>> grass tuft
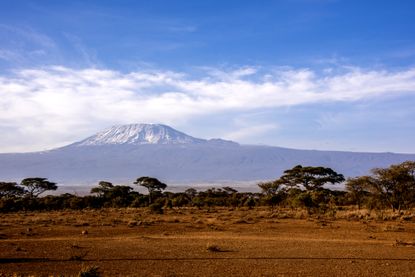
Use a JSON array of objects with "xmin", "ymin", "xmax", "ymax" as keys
[
  {"xmin": 78, "ymin": 264, "xmax": 100, "ymax": 277},
  {"xmin": 206, "ymin": 243, "xmax": 222, "ymax": 252}
]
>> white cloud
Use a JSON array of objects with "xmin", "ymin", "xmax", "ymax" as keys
[
  {"xmin": 223, "ymin": 124, "xmax": 279, "ymax": 142},
  {"xmin": 0, "ymin": 65, "xmax": 415, "ymax": 152}
]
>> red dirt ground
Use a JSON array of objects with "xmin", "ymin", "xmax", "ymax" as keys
[{"xmin": 1, "ymin": 208, "xmax": 415, "ymax": 276}]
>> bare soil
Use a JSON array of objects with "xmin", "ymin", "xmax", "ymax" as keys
[{"xmin": 1, "ymin": 208, "xmax": 415, "ymax": 276}]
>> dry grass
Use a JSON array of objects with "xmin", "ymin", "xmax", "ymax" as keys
[
  {"xmin": 1, "ymin": 207, "xmax": 415, "ymax": 276},
  {"xmin": 78, "ymin": 264, "xmax": 100, "ymax": 277},
  {"xmin": 206, "ymin": 243, "xmax": 222, "ymax": 252}
]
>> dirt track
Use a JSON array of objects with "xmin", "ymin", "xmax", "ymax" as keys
[{"xmin": 1, "ymin": 208, "xmax": 415, "ymax": 276}]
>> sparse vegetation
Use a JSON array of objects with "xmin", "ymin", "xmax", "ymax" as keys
[
  {"xmin": 2, "ymin": 207, "xmax": 415, "ymax": 276},
  {"xmin": 1, "ymin": 162, "xmax": 415, "ymax": 215}
]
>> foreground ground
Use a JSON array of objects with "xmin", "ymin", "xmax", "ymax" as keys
[{"xmin": 1, "ymin": 208, "xmax": 415, "ymax": 276}]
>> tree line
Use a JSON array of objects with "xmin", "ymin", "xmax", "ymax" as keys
[{"xmin": 1, "ymin": 161, "xmax": 414, "ymax": 214}]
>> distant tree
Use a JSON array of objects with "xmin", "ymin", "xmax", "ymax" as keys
[
  {"xmin": 109, "ymin": 185, "xmax": 136, "ymax": 207},
  {"xmin": 221, "ymin": 187, "xmax": 240, "ymax": 207},
  {"xmin": 184, "ymin": 188, "xmax": 197, "ymax": 199},
  {"xmin": 222, "ymin": 186, "xmax": 238, "ymax": 195},
  {"xmin": 345, "ymin": 176, "xmax": 371, "ymax": 210},
  {"xmin": 365, "ymin": 161, "xmax": 415, "ymax": 212},
  {"xmin": 90, "ymin": 181, "xmax": 114, "ymax": 198},
  {"xmin": 148, "ymin": 198, "xmax": 165, "ymax": 214},
  {"xmin": 20, "ymin": 178, "xmax": 57, "ymax": 198},
  {"xmin": 91, "ymin": 181, "xmax": 136, "ymax": 207},
  {"xmin": 0, "ymin": 182, "xmax": 24, "ymax": 198},
  {"xmin": 109, "ymin": 185, "xmax": 134, "ymax": 198},
  {"xmin": 191, "ymin": 196, "xmax": 205, "ymax": 209},
  {"xmin": 258, "ymin": 181, "xmax": 283, "ymax": 195},
  {"xmin": 258, "ymin": 181, "xmax": 286, "ymax": 208},
  {"xmin": 292, "ymin": 191, "xmax": 314, "ymax": 211},
  {"xmin": 171, "ymin": 193, "xmax": 190, "ymax": 207},
  {"xmin": 275, "ymin": 165, "xmax": 345, "ymax": 191},
  {"xmin": 244, "ymin": 197, "xmax": 256, "ymax": 209},
  {"xmin": 134, "ymin": 177, "xmax": 167, "ymax": 204}
]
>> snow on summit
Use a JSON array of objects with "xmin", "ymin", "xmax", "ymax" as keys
[{"xmin": 75, "ymin": 124, "xmax": 204, "ymax": 146}]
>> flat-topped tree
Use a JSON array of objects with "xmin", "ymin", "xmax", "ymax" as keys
[
  {"xmin": 0, "ymin": 182, "xmax": 25, "ymax": 198},
  {"xmin": 90, "ymin": 181, "xmax": 114, "ymax": 198},
  {"xmin": 366, "ymin": 161, "xmax": 415, "ymax": 212},
  {"xmin": 20, "ymin": 177, "xmax": 57, "ymax": 198},
  {"xmin": 277, "ymin": 165, "xmax": 345, "ymax": 191},
  {"xmin": 134, "ymin": 177, "xmax": 167, "ymax": 203}
]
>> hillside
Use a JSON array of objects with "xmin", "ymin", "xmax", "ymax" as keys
[{"xmin": 0, "ymin": 124, "xmax": 414, "ymax": 185}]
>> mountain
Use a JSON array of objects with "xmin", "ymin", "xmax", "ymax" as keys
[
  {"xmin": 0, "ymin": 123, "xmax": 414, "ymax": 187},
  {"xmin": 71, "ymin": 124, "xmax": 237, "ymax": 147},
  {"xmin": 73, "ymin": 124, "xmax": 205, "ymax": 146}
]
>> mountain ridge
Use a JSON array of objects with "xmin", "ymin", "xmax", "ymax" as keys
[{"xmin": 0, "ymin": 123, "xmax": 414, "ymax": 186}]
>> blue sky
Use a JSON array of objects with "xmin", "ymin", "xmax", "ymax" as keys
[{"xmin": 0, "ymin": 0, "xmax": 415, "ymax": 153}]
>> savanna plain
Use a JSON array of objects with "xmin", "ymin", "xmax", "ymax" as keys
[{"xmin": 1, "ymin": 208, "xmax": 415, "ymax": 276}]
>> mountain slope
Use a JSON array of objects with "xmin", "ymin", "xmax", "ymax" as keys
[
  {"xmin": 0, "ymin": 124, "xmax": 414, "ymax": 185},
  {"xmin": 73, "ymin": 124, "xmax": 206, "ymax": 146}
]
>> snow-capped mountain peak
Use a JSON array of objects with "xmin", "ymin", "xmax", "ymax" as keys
[{"xmin": 74, "ymin": 124, "xmax": 206, "ymax": 146}]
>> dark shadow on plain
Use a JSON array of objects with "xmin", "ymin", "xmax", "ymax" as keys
[{"xmin": 0, "ymin": 258, "xmax": 50, "ymax": 263}]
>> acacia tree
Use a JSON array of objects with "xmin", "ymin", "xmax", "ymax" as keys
[
  {"xmin": 276, "ymin": 165, "xmax": 345, "ymax": 191},
  {"xmin": 134, "ymin": 177, "xmax": 167, "ymax": 204},
  {"xmin": 258, "ymin": 180, "xmax": 285, "ymax": 208},
  {"xmin": 184, "ymin": 188, "xmax": 197, "ymax": 199},
  {"xmin": 20, "ymin": 178, "xmax": 57, "ymax": 198},
  {"xmin": 345, "ymin": 176, "xmax": 370, "ymax": 210},
  {"xmin": 365, "ymin": 161, "xmax": 415, "ymax": 212},
  {"xmin": 258, "ymin": 181, "xmax": 283, "ymax": 195},
  {"xmin": 0, "ymin": 182, "xmax": 25, "ymax": 198},
  {"xmin": 91, "ymin": 181, "xmax": 137, "ymax": 207},
  {"xmin": 90, "ymin": 181, "xmax": 114, "ymax": 198}
]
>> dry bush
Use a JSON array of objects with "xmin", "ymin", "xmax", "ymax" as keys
[
  {"xmin": 78, "ymin": 264, "xmax": 100, "ymax": 277},
  {"xmin": 206, "ymin": 243, "xmax": 222, "ymax": 252},
  {"xmin": 207, "ymin": 224, "xmax": 223, "ymax": 231},
  {"xmin": 328, "ymin": 208, "xmax": 371, "ymax": 221},
  {"xmin": 394, "ymin": 240, "xmax": 415, "ymax": 247},
  {"xmin": 69, "ymin": 244, "xmax": 89, "ymax": 261},
  {"xmin": 127, "ymin": 220, "xmax": 143, "ymax": 227}
]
